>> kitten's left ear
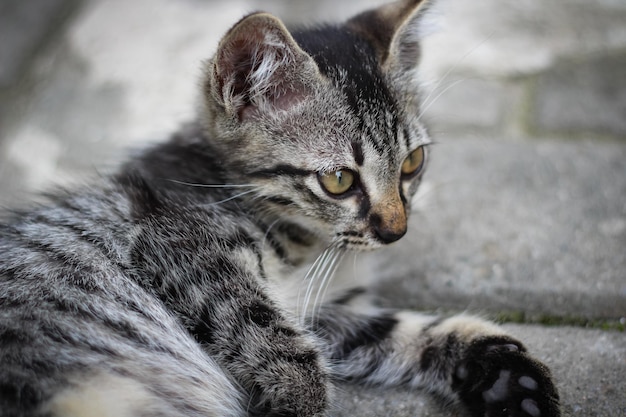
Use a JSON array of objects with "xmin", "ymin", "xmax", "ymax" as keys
[
  {"xmin": 208, "ymin": 12, "xmax": 320, "ymax": 121},
  {"xmin": 347, "ymin": 0, "xmax": 435, "ymax": 73}
]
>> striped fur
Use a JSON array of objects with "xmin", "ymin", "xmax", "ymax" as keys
[{"xmin": 0, "ymin": 1, "xmax": 559, "ymax": 416}]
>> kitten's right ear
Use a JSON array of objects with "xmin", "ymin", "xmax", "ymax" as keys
[
  {"xmin": 347, "ymin": 0, "xmax": 436, "ymax": 73},
  {"xmin": 208, "ymin": 13, "xmax": 319, "ymax": 121}
]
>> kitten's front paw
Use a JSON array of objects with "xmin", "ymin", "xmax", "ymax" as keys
[
  {"xmin": 247, "ymin": 350, "xmax": 329, "ymax": 417},
  {"xmin": 453, "ymin": 336, "xmax": 560, "ymax": 417}
]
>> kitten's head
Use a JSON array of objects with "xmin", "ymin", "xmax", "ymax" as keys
[{"xmin": 202, "ymin": 0, "xmax": 434, "ymax": 251}]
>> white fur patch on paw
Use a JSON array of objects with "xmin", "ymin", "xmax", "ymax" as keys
[
  {"xmin": 521, "ymin": 398, "xmax": 541, "ymax": 417},
  {"xmin": 482, "ymin": 369, "xmax": 511, "ymax": 403},
  {"xmin": 519, "ymin": 375, "xmax": 539, "ymax": 391}
]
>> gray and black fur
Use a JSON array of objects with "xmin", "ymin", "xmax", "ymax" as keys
[{"xmin": 0, "ymin": 1, "xmax": 560, "ymax": 416}]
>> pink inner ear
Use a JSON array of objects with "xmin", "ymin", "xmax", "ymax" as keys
[
  {"xmin": 213, "ymin": 14, "xmax": 317, "ymax": 121},
  {"xmin": 216, "ymin": 38, "xmax": 257, "ymax": 103},
  {"xmin": 239, "ymin": 105, "xmax": 258, "ymax": 121},
  {"xmin": 272, "ymin": 87, "xmax": 308, "ymax": 111},
  {"xmin": 239, "ymin": 83, "xmax": 310, "ymax": 121}
]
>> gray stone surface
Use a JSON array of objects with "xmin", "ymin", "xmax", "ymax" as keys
[
  {"xmin": 419, "ymin": 77, "xmax": 526, "ymax": 134},
  {"xmin": 0, "ymin": 0, "xmax": 625, "ymax": 416},
  {"xmin": 420, "ymin": 0, "xmax": 626, "ymax": 139},
  {"xmin": 370, "ymin": 137, "xmax": 626, "ymax": 320},
  {"xmin": 532, "ymin": 54, "xmax": 626, "ymax": 138}
]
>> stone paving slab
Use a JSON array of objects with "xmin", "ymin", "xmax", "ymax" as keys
[
  {"xmin": 419, "ymin": 0, "xmax": 626, "ymax": 140},
  {"xmin": 420, "ymin": 0, "xmax": 626, "ymax": 78},
  {"xmin": 532, "ymin": 54, "xmax": 626, "ymax": 139},
  {"xmin": 367, "ymin": 136, "xmax": 626, "ymax": 321},
  {"xmin": 333, "ymin": 324, "xmax": 626, "ymax": 417}
]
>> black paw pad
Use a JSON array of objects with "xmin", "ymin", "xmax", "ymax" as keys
[{"xmin": 453, "ymin": 336, "xmax": 560, "ymax": 417}]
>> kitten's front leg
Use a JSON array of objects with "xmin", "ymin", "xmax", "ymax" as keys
[
  {"xmin": 312, "ymin": 297, "xmax": 560, "ymax": 417},
  {"xmin": 189, "ymin": 283, "xmax": 330, "ymax": 417},
  {"xmin": 137, "ymin": 224, "xmax": 329, "ymax": 416}
]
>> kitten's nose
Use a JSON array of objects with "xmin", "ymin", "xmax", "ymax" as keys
[
  {"xmin": 370, "ymin": 203, "xmax": 407, "ymax": 244},
  {"xmin": 373, "ymin": 221, "xmax": 407, "ymax": 244}
]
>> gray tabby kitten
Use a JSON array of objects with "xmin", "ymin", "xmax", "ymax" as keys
[{"xmin": 0, "ymin": 0, "xmax": 561, "ymax": 416}]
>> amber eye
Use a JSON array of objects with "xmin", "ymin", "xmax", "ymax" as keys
[
  {"xmin": 318, "ymin": 169, "xmax": 355, "ymax": 195},
  {"xmin": 401, "ymin": 147, "xmax": 425, "ymax": 177}
]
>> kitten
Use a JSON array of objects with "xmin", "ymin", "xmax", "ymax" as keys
[{"xmin": 0, "ymin": 0, "xmax": 560, "ymax": 416}]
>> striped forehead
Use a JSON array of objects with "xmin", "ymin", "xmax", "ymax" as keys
[
  {"xmin": 355, "ymin": 107, "xmax": 401, "ymax": 161},
  {"xmin": 291, "ymin": 24, "xmax": 429, "ymax": 171},
  {"xmin": 292, "ymin": 25, "xmax": 400, "ymax": 138},
  {"xmin": 352, "ymin": 117, "xmax": 424, "ymax": 166},
  {"xmin": 353, "ymin": 122, "xmax": 427, "ymax": 194}
]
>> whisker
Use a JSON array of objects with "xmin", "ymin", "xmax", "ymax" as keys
[
  {"xmin": 259, "ymin": 218, "xmax": 282, "ymax": 254},
  {"xmin": 310, "ymin": 249, "xmax": 340, "ymax": 323},
  {"xmin": 417, "ymin": 78, "xmax": 467, "ymax": 121},
  {"xmin": 199, "ymin": 189, "xmax": 260, "ymax": 207},
  {"xmin": 164, "ymin": 179, "xmax": 258, "ymax": 189},
  {"xmin": 301, "ymin": 250, "xmax": 331, "ymax": 317},
  {"xmin": 298, "ymin": 245, "xmax": 335, "ymax": 324},
  {"xmin": 298, "ymin": 250, "xmax": 324, "ymax": 323},
  {"xmin": 410, "ymin": 177, "xmax": 458, "ymax": 214},
  {"xmin": 352, "ymin": 251, "xmax": 360, "ymax": 283},
  {"xmin": 312, "ymin": 248, "xmax": 346, "ymax": 325},
  {"xmin": 418, "ymin": 32, "xmax": 495, "ymax": 119},
  {"xmin": 165, "ymin": 178, "xmax": 262, "ymax": 207}
]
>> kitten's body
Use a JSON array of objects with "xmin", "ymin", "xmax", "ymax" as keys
[{"xmin": 0, "ymin": 1, "xmax": 560, "ymax": 416}]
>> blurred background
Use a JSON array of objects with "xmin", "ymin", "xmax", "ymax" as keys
[
  {"xmin": 0, "ymin": 0, "xmax": 625, "ymax": 415},
  {"xmin": 1, "ymin": 0, "xmax": 625, "ymax": 195},
  {"xmin": 1, "ymin": 0, "xmax": 624, "ymax": 201}
]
